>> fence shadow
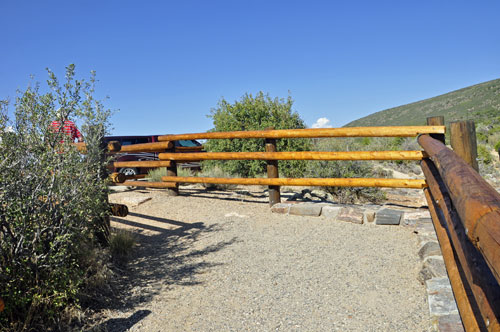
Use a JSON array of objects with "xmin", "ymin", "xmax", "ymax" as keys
[{"xmin": 85, "ymin": 212, "xmax": 239, "ymax": 319}]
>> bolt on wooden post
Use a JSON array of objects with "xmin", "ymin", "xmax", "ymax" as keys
[
  {"xmin": 426, "ymin": 116, "xmax": 445, "ymax": 144},
  {"xmin": 265, "ymin": 138, "xmax": 281, "ymax": 206},
  {"xmin": 450, "ymin": 120, "xmax": 479, "ymax": 172}
]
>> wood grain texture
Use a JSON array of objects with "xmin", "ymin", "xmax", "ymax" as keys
[
  {"xmin": 158, "ymin": 126, "xmax": 446, "ymax": 141},
  {"xmin": 419, "ymin": 134, "xmax": 500, "ymax": 286},
  {"xmin": 159, "ymin": 150, "xmax": 427, "ymax": 161},
  {"xmin": 422, "ymin": 160, "xmax": 500, "ymax": 331},
  {"xmin": 161, "ymin": 176, "xmax": 426, "ymax": 188},
  {"xmin": 112, "ymin": 160, "xmax": 172, "ymax": 168}
]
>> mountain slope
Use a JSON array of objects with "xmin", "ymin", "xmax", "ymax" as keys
[{"xmin": 346, "ymin": 78, "xmax": 500, "ymax": 127}]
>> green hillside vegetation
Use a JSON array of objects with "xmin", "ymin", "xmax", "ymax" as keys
[
  {"xmin": 345, "ymin": 78, "xmax": 500, "ymax": 182},
  {"xmin": 346, "ymin": 78, "xmax": 500, "ymax": 127}
]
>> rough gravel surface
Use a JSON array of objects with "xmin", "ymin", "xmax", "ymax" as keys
[{"xmin": 100, "ymin": 186, "xmax": 429, "ymax": 332}]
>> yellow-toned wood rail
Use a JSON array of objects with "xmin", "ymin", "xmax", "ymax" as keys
[
  {"xmin": 161, "ymin": 176, "xmax": 426, "ymax": 189},
  {"xmin": 112, "ymin": 160, "xmax": 172, "ymax": 168},
  {"xmin": 159, "ymin": 150, "xmax": 426, "ymax": 161},
  {"xmin": 158, "ymin": 126, "xmax": 445, "ymax": 141},
  {"xmin": 118, "ymin": 181, "xmax": 177, "ymax": 188}
]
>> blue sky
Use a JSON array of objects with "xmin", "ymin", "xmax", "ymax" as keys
[{"xmin": 1, "ymin": 1, "xmax": 499, "ymax": 135}]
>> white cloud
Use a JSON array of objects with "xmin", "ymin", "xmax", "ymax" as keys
[{"xmin": 311, "ymin": 117, "xmax": 332, "ymax": 128}]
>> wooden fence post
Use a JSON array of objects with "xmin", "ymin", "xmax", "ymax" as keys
[
  {"xmin": 450, "ymin": 120, "xmax": 479, "ymax": 172},
  {"xmin": 426, "ymin": 116, "xmax": 445, "ymax": 144},
  {"xmin": 265, "ymin": 138, "xmax": 281, "ymax": 206},
  {"xmin": 166, "ymin": 144, "xmax": 179, "ymax": 196}
]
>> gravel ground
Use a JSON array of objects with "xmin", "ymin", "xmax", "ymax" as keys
[{"xmin": 101, "ymin": 187, "xmax": 429, "ymax": 332}]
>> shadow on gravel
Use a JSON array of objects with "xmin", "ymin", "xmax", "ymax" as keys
[
  {"xmin": 94, "ymin": 310, "xmax": 151, "ymax": 332},
  {"xmin": 179, "ymin": 188, "xmax": 269, "ymax": 204},
  {"xmin": 87, "ymin": 214, "xmax": 239, "ymax": 315}
]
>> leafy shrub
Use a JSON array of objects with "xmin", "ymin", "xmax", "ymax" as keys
[
  {"xmin": 109, "ymin": 229, "xmax": 136, "ymax": 264},
  {"xmin": 477, "ymin": 144, "xmax": 493, "ymax": 164},
  {"xmin": 494, "ymin": 140, "xmax": 500, "ymax": 152},
  {"xmin": 306, "ymin": 160, "xmax": 386, "ymax": 204},
  {"xmin": 199, "ymin": 166, "xmax": 239, "ymax": 190},
  {"xmin": 148, "ymin": 167, "xmax": 194, "ymax": 183},
  {"xmin": 204, "ymin": 92, "xmax": 311, "ymax": 178},
  {"xmin": 307, "ymin": 138, "xmax": 386, "ymax": 204},
  {"xmin": 0, "ymin": 65, "xmax": 111, "ymax": 330}
]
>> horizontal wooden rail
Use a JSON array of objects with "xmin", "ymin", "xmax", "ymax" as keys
[
  {"xmin": 418, "ymin": 134, "xmax": 500, "ymax": 285},
  {"xmin": 75, "ymin": 141, "xmax": 121, "ymax": 153},
  {"xmin": 159, "ymin": 150, "xmax": 426, "ymax": 161},
  {"xmin": 162, "ymin": 176, "xmax": 427, "ymax": 189},
  {"xmin": 112, "ymin": 160, "xmax": 172, "ymax": 168},
  {"xmin": 125, "ymin": 174, "xmax": 147, "ymax": 180},
  {"xmin": 118, "ymin": 141, "xmax": 173, "ymax": 153},
  {"xmin": 118, "ymin": 180, "xmax": 177, "ymax": 188},
  {"xmin": 422, "ymin": 159, "xmax": 500, "ymax": 330},
  {"xmin": 158, "ymin": 126, "xmax": 445, "ymax": 141},
  {"xmin": 423, "ymin": 187, "xmax": 481, "ymax": 332}
]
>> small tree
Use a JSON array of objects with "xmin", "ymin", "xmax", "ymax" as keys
[
  {"xmin": 205, "ymin": 92, "xmax": 311, "ymax": 177},
  {"xmin": 0, "ymin": 65, "xmax": 112, "ymax": 330}
]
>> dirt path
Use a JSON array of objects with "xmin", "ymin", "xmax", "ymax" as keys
[{"xmin": 98, "ymin": 187, "xmax": 429, "ymax": 331}]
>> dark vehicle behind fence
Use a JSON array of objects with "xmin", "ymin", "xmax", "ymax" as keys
[{"xmin": 104, "ymin": 135, "xmax": 203, "ymax": 176}]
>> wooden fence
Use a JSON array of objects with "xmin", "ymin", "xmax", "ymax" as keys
[{"xmin": 103, "ymin": 117, "xmax": 500, "ymax": 331}]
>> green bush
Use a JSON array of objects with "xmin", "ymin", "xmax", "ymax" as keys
[
  {"xmin": 109, "ymin": 229, "xmax": 136, "ymax": 265},
  {"xmin": 307, "ymin": 138, "xmax": 386, "ymax": 204},
  {"xmin": 199, "ymin": 166, "xmax": 239, "ymax": 190},
  {"xmin": 0, "ymin": 65, "xmax": 111, "ymax": 330},
  {"xmin": 147, "ymin": 167, "xmax": 194, "ymax": 183},
  {"xmin": 204, "ymin": 92, "xmax": 311, "ymax": 178},
  {"xmin": 494, "ymin": 140, "xmax": 500, "ymax": 152},
  {"xmin": 477, "ymin": 144, "xmax": 493, "ymax": 164}
]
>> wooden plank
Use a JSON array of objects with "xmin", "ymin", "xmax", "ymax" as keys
[
  {"xmin": 427, "ymin": 116, "xmax": 446, "ymax": 144},
  {"xmin": 161, "ymin": 176, "xmax": 426, "ymax": 188},
  {"xmin": 109, "ymin": 172, "xmax": 126, "ymax": 183},
  {"xmin": 423, "ymin": 187, "xmax": 482, "ymax": 332},
  {"xmin": 112, "ymin": 160, "xmax": 172, "ymax": 168},
  {"xmin": 159, "ymin": 150, "xmax": 427, "ymax": 161},
  {"xmin": 110, "ymin": 203, "xmax": 128, "ymax": 217},
  {"xmin": 118, "ymin": 141, "xmax": 173, "ymax": 153},
  {"xmin": 119, "ymin": 181, "xmax": 177, "ymax": 188},
  {"xmin": 158, "ymin": 126, "xmax": 446, "ymax": 141},
  {"xmin": 422, "ymin": 160, "xmax": 500, "ymax": 331},
  {"xmin": 265, "ymin": 138, "xmax": 281, "ymax": 206},
  {"xmin": 74, "ymin": 140, "xmax": 121, "ymax": 153},
  {"xmin": 419, "ymin": 134, "xmax": 500, "ymax": 285},
  {"xmin": 450, "ymin": 120, "xmax": 479, "ymax": 172}
]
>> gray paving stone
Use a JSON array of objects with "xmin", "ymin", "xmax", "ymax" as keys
[
  {"xmin": 375, "ymin": 208, "xmax": 403, "ymax": 225},
  {"xmin": 424, "ymin": 257, "xmax": 447, "ymax": 278},
  {"xmin": 336, "ymin": 207, "xmax": 364, "ymax": 224},
  {"xmin": 289, "ymin": 204, "xmax": 322, "ymax": 216},
  {"xmin": 415, "ymin": 218, "xmax": 436, "ymax": 236},
  {"xmin": 426, "ymin": 277, "xmax": 459, "ymax": 316},
  {"xmin": 270, "ymin": 203, "xmax": 291, "ymax": 214},
  {"xmin": 437, "ymin": 314, "xmax": 465, "ymax": 332},
  {"xmin": 321, "ymin": 206, "xmax": 342, "ymax": 219},
  {"xmin": 419, "ymin": 241, "xmax": 442, "ymax": 260}
]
